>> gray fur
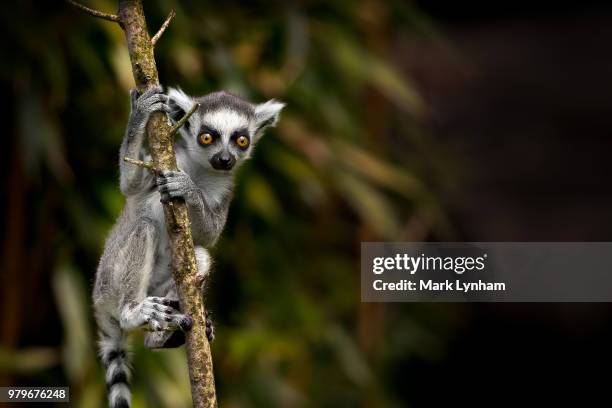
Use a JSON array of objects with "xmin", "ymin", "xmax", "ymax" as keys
[{"xmin": 94, "ymin": 86, "xmax": 283, "ymax": 408}]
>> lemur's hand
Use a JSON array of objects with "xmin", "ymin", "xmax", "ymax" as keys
[
  {"xmin": 129, "ymin": 86, "xmax": 171, "ymax": 124},
  {"xmin": 156, "ymin": 170, "xmax": 197, "ymax": 203}
]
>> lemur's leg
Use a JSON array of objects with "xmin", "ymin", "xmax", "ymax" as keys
[
  {"xmin": 119, "ymin": 86, "xmax": 171, "ymax": 196},
  {"xmin": 117, "ymin": 217, "xmax": 192, "ymax": 333},
  {"xmin": 144, "ymin": 246, "xmax": 214, "ymax": 349}
]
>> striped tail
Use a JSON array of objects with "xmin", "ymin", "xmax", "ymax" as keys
[{"xmin": 99, "ymin": 326, "xmax": 131, "ymax": 408}]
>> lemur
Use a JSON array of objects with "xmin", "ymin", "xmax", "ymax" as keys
[{"xmin": 93, "ymin": 86, "xmax": 284, "ymax": 408}]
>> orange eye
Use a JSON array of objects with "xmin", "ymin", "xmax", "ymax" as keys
[
  {"xmin": 236, "ymin": 136, "xmax": 249, "ymax": 149},
  {"xmin": 198, "ymin": 133, "xmax": 214, "ymax": 146}
]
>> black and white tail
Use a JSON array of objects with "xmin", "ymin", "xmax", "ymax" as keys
[{"xmin": 99, "ymin": 326, "xmax": 131, "ymax": 408}]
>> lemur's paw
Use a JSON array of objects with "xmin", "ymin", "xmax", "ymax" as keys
[
  {"xmin": 130, "ymin": 86, "xmax": 171, "ymax": 118},
  {"xmin": 156, "ymin": 170, "xmax": 195, "ymax": 203},
  {"xmin": 205, "ymin": 311, "xmax": 215, "ymax": 342},
  {"xmin": 140, "ymin": 296, "xmax": 191, "ymax": 332}
]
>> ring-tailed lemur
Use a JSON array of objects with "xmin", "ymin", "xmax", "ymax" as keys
[{"xmin": 93, "ymin": 86, "xmax": 284, "ymax": 408}]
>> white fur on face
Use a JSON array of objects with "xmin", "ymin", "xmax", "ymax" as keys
[{"xmin": 204, "ymin": 109, "xmax": 250, "ymax": 142}]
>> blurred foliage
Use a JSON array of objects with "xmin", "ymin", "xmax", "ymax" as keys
[{"xmin": 0, "ymin": 0, "xmax": 465, "ymax": 407}]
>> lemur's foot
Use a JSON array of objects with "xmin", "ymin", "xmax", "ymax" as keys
[
  {"xmin": 140, "ymin": 296, "xmax": 193, "ymax": 332},
  {"xmin": 144, "ymin": 310, "xmax": 214, "ymax": 349}
]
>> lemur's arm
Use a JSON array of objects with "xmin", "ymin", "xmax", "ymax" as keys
[
  {"xmin": 186, "ymin": 187, "xmax": 231, "ymax": 246},
  {"xmin": 119, "ymin": 86, "xmax": 171, "ymax": 196},
  {"xmin": 156, "ymin": 170, "xmax": 231, "ymax": 246}
]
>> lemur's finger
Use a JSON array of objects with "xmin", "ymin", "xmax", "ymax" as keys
[
  {"xmin": 150, "ymin": 296, "xmax": 172, "ymax": 305},
  {"xmin": 144, "ymin": 308, "xmax": 174, "ymax": 323},
  {"xmin": 143, "ymin": 93, "xmax": 168, "ymax": 105},
  {"xmin": 157, "ymin": 185, "xmax": 169, "ymax": 196},
  {"xmin": 161, "ymin": 298, "xmax": 181, "ymax": 309},
  {"xmin": 140, "ymin": 85, "xmax": 163, "ymax": 99},
  {"xmin": 150, "ymin": 303, "xmax": 177, "ymax": 315},
  {"xmin": 157, "ymin": 172, "xmax": 180, "ymax": 186},
  {"xmin": 147, "ymin": 102, "xmax": 171, "ymax": 114},
  {"xmin": 147, "ymin": 297, "xmax": 181, "ymax": 311},
  {"xmin": 163, "ymin": 181, "xmax": 180, "ymax": 192}
]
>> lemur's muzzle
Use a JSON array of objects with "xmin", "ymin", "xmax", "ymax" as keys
[{"xmin": 210, "ymin": 153, "xmax": 235, "ymax": 171}]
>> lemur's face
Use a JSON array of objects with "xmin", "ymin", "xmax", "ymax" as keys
[{"xmin": 167, "ymin": 88, "xmax": 284, "ymax": 172}]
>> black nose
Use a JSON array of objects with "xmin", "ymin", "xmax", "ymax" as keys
[{"xmin": 210, "ymin": 153, "xmax": 235, "ymax": 170}]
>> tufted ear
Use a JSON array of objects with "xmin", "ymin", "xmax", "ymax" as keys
[
  {"xmin": 254, "ymin": 100, "xmax": 285, "ymax": 139},
  {"xmin": 167, "ymin": 87, "xmax": 196, "ymax": 130}
]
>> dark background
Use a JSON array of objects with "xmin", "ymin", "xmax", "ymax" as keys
[
  {"xmin": 409, "ymin": 1, "xmax": 612, "ymax": 405},
  {"xmin": 1, "ymin": 0, "xmax": 612, "ymax": 406}
]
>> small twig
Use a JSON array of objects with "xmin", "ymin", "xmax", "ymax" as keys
[
  {"xmin": 169, "ymin": 103, "xmax": 199, "ymax": 136},
  {"xmin": 66, "ymin": 0, "xmax": 121, "ymax": 23},
  {"xmin": 124, "ymin": 157, "xmax": 157, "ymax": 172},
  {"xmin": 151, "ymin": 9, "xmax": 176, "ymax": 46}
]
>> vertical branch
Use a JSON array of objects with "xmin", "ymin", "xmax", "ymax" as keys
[
  {"xmin": 70, "ymin": 1, "xmax": 218, "ymax": 406},
  {"xmin": 118, "ymin": 2, "xmax": 217, "ymax": 406}
]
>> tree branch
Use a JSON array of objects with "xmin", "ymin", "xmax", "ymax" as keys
[
  {"xmin": 74, "ymin": 1, "xmax": 218, "ymax": 407},
  {"xmin": 66, "ymin": 0, "xmax": 120, "ymax": 23},
  {"xmin": 151, "ymin": 9, "xmax": 176, "ymax": 46},
  {"xmin": 123, "ymin": 156, "xmax": 157, "ymax": 172},
  {"xmin": 170, "ymin": 103, "xmax": 199, "ymax": 137}
]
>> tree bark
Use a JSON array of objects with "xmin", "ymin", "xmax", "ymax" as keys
[
  {"xmin": 69, "ymin": 1, "xmax": 218, "ymax": 406},
  {"xmin": 118, "ymin": 2, "xmax": 217, "ymax": 406}
]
